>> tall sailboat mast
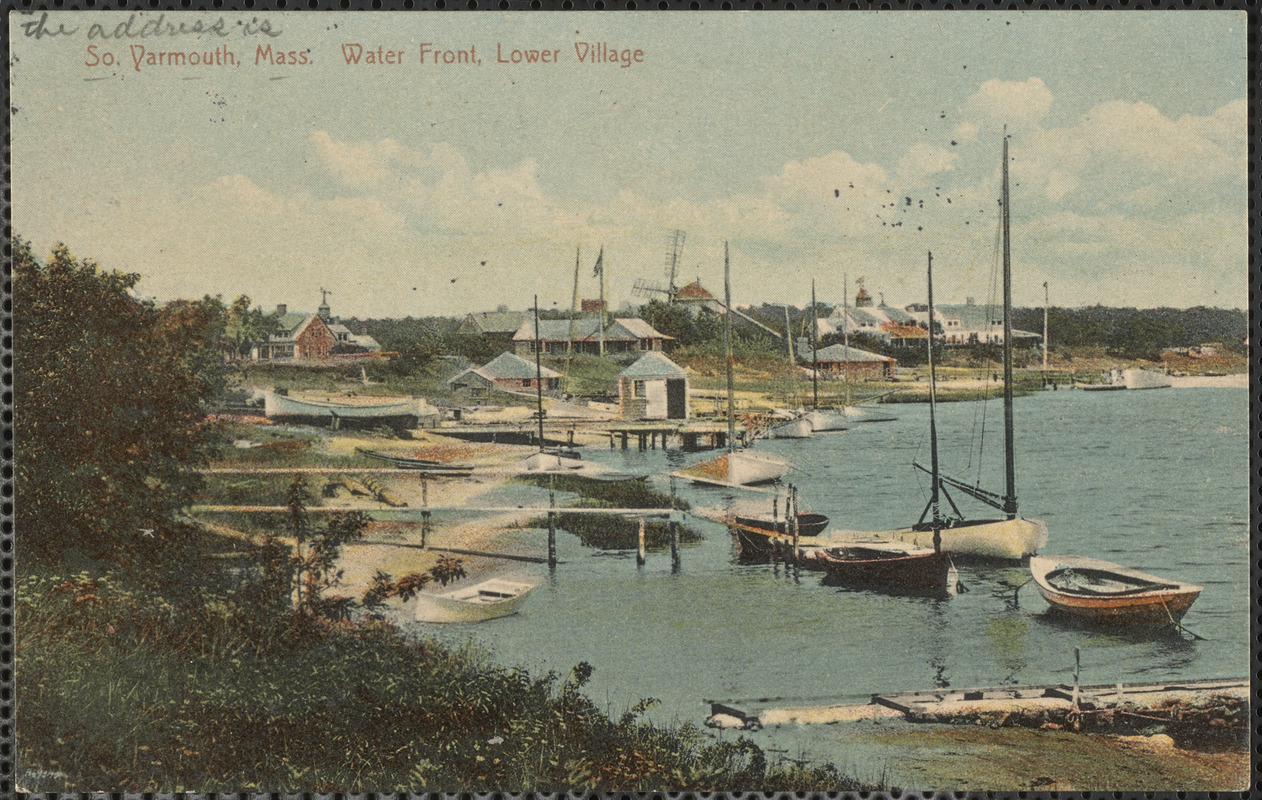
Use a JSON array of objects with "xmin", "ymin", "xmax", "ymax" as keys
[
  {"xmin": 926, "ymin": 252, "xmax": 943, "ymax": 539},
  {"xmin": 533, "ymin": 295, "xmax": 546, "ymax": 452},
  {"xmin": 811, "ymin": 279, "xmax": 819, "ymax": 410},
  {"xmin": 1001, "ymin": 134, "xmax": 1017, "ymax": 519},
  {"xmin": 724, "ymin": 242, "xmax": 736, "ymax": 454}
]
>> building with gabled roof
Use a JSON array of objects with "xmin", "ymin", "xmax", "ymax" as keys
[
  {"xmin": 446, "ymin": 351, "xmax": 561, "ymax": 397},
  {"xmin": 512, "ymin": 317, "xmax": 673, "ymax": 356},
  {"xmin": 618, "ymin": 352, "xmax": 689, "ymax": 420},
  {"xmin": 458, "ymin": 309, "xmax": 532, "ymax": 338},
  {"xmin": 251, "ymin": 300, "xmax": 381, "ymax": 362},
  {"xmin": 812, "ymin": 343, "xmax": 897, "ymax": 380}
]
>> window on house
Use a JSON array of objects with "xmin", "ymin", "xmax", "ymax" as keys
[{"xmin": 633, "ymin": 380, "xmax": 646, "ymax": 398}]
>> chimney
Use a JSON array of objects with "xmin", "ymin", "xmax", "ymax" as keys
[
  {"xmin": 497, "ymin": 304, "xmax": 509, "ymax": 313},
  {"xmin": 276, "ymin": 303, "xmax": 287, "ymax": 315},
  {"xmin": 966, "ymin": 296, "xmax": 975, "ymax": 306}
]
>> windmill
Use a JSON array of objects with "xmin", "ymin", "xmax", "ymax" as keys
[{"xmin": 631, "ymin": 229, "xmax": 687, "ymax": 302}]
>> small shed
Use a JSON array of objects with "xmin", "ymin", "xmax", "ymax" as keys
[
  {"xmin": 618, "ymin": 352, "xmax": 689, "ymax": 420},
  {"xmin": 813, "ymin": 344, "xmax": 897, "ymax": 380}
]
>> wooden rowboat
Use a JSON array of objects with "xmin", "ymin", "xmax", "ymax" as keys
[
  {"xmin": 816, "ymin": 542, "xmax": 953, "ymax": 595},
  {"xmin": 1029, "ymin": 555, "xmax": 1201, "ymax": 625},
  {"xmin": 414, "ymin": 578, "xmax": 537, "ymax": 623}
]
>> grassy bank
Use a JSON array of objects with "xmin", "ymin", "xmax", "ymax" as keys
[
  {"xmin": 16, "ymin": 564, "xmax": 864, "ymax": 792},
  {"xmin": 514, "ymin": 474, "xmax": 702, "ymax": 550}
]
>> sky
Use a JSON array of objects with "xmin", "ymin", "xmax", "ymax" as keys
[{"xmin": 10, "ymin": 10, "xmax": 1248, "ymax": 318}]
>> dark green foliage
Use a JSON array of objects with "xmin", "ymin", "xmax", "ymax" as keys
[
  {"xmin": 14, "ymin": 239, "xmax": 220, "ymax": 567},
  {"xmin": 1009, "ymin": 306, "xmax": 1246, "ymax": 358},
  {"xmin": 17, "ymin": 568, "xmax": 867, "ymax": 791}
]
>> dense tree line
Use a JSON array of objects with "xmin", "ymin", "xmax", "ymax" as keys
[{"xmin": 1010, "ymin": 305, "xmax": 1247, "ymax": 359}]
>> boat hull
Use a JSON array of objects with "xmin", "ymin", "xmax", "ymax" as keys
[
  {"xmin": 733, "ymin": 513, "xmax": 830, "ymax": 538},
  {"xmin": 769, "ymin": 417, "xmax": 813, "ymax": 439},
  {"xmin": 681, "ymin": 451, "xmax": 792, "ymax": 487},
  {"xmin": 414, "ymin": 580, "xmax": 536, "ymax": 623},
  {"xmin": 802, "ymin": 410, "xmax": 848, "ymax": 432},
  {"xmin": 265, "ymin": 391, "xmax": 419, "ymax": 427},
  {"xmin": 1029, "ymin": 556, "xmax": 1201, "ymax": 626},
  {"xmin": 816, "ymin": 545, "xmax": 952, "ymax": 594},
  {"xmin": 846, "ymin": 517, "xmax": 1048, "ymax": 561}
]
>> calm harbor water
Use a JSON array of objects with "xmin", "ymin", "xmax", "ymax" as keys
[{"xmin": 407, "ymin": 387, "xmax": 1249, "ymax": 752}]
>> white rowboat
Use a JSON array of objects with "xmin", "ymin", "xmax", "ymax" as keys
[{"xmin": 414, "ymin": 578, "xmax": 537, "ymax": 623}]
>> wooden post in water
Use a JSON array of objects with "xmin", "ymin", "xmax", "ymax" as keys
[
  {"xmin": 547, "ymin": 486, "xmax": 557, "ymax": 571},
  {"xmin": 420, "ymin": 476, "xmax": 430, "ymax": 549},
  {"xmin": 1071, "ymin": 646, "xmax": 1081, "ymax": 711},
  {"xmin": 669, "ymin": 477, "xmax": 680, "ymax": 570},
  {"xmin": 790, "ymin": 485, "xmax": 801, "ymax": 571},
  {"xmin": 637, "ymin": 517, "xmax": 647, "ymax": 567}
]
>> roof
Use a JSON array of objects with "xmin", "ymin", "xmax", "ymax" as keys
[
  {"xmin": 832, "ymin": 305, "xmax": 917, "ymax": 328},
  {"xmin": 607, "ymin": 318, "xmax": 672, "ymax": 341},
  {"xmin": 512, "ymin": 317, "xmax": 604, "ymax": 342},
  {"xmin": 464, "ymin": 310, "xmax": 531, "ymax": 335},
  {"xmin": 674, "ymin": 281, "xmax": 715, "ymax": 301},
  {"xmin": 479, "ymin": 351, "xmax": 561, "ymax": 379},
  {"xmin": 814, "ymin": 344, "xmax": 896, "ymax": 363},
  {"xmin": 619, "ymin": 352, "xmax": 688, "ymax": 380}
]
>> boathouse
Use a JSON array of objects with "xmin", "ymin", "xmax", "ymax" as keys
[
  {"xmin": 812, "ymin": 343, "xmax": 897, "ymax": 380},
  {"xmin": 446, "ymin": 351, "xmax": 561, "ymax": 397},
  {"xmin": 618, "ymin": 352, "xmax": 689, "ymax": 420}
]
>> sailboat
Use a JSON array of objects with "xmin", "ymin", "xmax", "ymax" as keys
[
  {"xmin": 815, "ymin": 253, "xmax": 953, "ymax": 595},
  {"xmin": 826, "ymin": 273, "xmax": 897, "ymax": 424},
  {"xmin": 802, "ymin": 280, "xmax": 850, "ymax": 432},
  {"xmin": 833, "ymin": 138, "xmax": 1047, "ymax": 560},
  {"xmin": 680, "ymin": 243, "xmax": 792, "ymax": 487},
  {"xmin": 767, "ymin": 303, "xmax": 815, "ymax": 438}
]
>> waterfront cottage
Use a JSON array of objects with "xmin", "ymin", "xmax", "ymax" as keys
[
  {"xmin": 512, "ymin": 317, "xmax": 673, "ymax": 356},
  {"xmin": 812, "ymin": 343, "xmax": 897, "ymax": 380},
  {"xmin": 618, "ymin": 352, "xmax": 689, "ymax": 420}
]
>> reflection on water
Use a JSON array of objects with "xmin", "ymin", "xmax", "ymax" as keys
[{"xmin": 410, "ymin": 388, "xmax": 1247, "ymax": 733}]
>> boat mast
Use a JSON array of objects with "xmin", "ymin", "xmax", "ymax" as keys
[
  {"xmin": 843, "ymin": 272, "xmax": 850, "ymax": 406},
  {"xmin": 533, "ymin": 294, "xmax": 545, "ymax": 452},
  {"xmin": 724, "ymin": 241, "xmax": 736, "ymax": 454},
  {"xmin": 1001, "ymin": 133, "xmax": 1017, "ymax": 519},
  {"xmin": 565, "ymin": 245, "xmax": 581, "ymax": 394},
  {"xmin": 926, "ymin": 252, "xmax": 943, "ymax": 539},
  {"xmin": 1042, "ymin": 280, "xmax": 1050, "ymax": 371},
  {"xmin": 811, "ymin": 279, "xmax": 819, "ymax": 410}
]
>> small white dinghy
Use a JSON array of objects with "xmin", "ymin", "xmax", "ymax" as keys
[{"xmin": 414, "ymin": 578, "xmax": 538, "ymax": 623}]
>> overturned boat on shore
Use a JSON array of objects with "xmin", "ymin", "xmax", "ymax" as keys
[{"xmin": 264, "ymin": 391, "xmax": 419, "ymax": 429}]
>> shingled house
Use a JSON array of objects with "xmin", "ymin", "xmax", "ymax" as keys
[
  {"xmin": 512, "ymin": 317, "xmax": 673, "ymax": 356},
  {"xmin": 618, "ymin": 352, "xmax": 689, "ymax": 420}
]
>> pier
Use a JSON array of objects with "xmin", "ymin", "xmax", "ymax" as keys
[
  {"xmin": 603, "ymin": 423, "xmax": 733, "ymax": 451},
  {"xmin": 705, "ymin": 676, "xmax": 1249, "ymax": 730}
]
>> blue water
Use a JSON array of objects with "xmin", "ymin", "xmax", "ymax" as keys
[{"xmin": 409, "ymin": 388, "xmax": 1249, "ymax": 739}]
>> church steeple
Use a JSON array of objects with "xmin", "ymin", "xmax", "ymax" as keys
[{"xmin": 318, "ymin": 288, "xmax": 332, "ymax": 321}]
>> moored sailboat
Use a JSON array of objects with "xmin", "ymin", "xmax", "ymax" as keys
[
  {"xmin": 679, "ymin": 243, "xmax": 791, "ymax": 487},
  {"xmin": 854, "ymin": 136, "xmax": 1048, "ymax": 561}
]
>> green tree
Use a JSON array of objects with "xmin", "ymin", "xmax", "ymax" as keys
[
  {"xmin": 221, "ymin": 295, "xmax": 278, "ymax": 360},
  {"xmin": 14, "ymin": 239, "xmax": 220, "ymax": 566}
]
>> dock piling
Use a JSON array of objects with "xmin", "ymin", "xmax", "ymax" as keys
[
  {"xmin": 420, "ymin": 477, "xmax": 430, "ymax": 549},
  {"xmin": 637, "ymin": 517, "xmax": 647, "ymax": 566},
  {"xmin": 547, "ymin": 485, "xmax": 557, "ymax": 571},
  {"xmin": 1072, "ymin": 646, "xmax": 1081, "ymax": 710},
  {"xmin": 669, "ymin": 477, "xmax": 680, "ymax": 570}
]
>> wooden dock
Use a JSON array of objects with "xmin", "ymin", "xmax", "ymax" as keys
[
  {"xmin": 603, "ymin": 423, "xmax": 736, "ymax": 452},
  {"xmin": 706, "ymin": 676, "xmax": 1249, "ymax": 729}
]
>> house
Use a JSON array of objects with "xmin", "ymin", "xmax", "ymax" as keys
[
  {"xmin": 457, "ymin": 307, "xmax": 532, "ymax": 348},
  {"xmin": 618, "ymin": 352, "xmax": 689, "ymax": 420},
  {"xmin": 446, "ymin": 351, "xmax": 561, "ymax": 397},
  {"xmin": 812, "ymin": 343, "xmax": 897, "ymax": 380},
  {"xmin": 827, "ymin": 303, "xmax": 927, "ymax": 348},
  {"xmin": 251, "ymin": 298, "xmax": 380, "ymax": 361},
  {"xmin": 512, "ymin": 317, "xmax": 673, "ymax": 356},
  {"xmin": 906, "ymin": 300, "xmax": 1042, "ymax": 347}
]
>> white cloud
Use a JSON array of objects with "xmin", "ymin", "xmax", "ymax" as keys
[{"xmin": 963, "ymin": 78, "xmax": 1054, "ymax": 127}]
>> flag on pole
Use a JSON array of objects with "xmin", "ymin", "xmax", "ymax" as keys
[{"xmin": 592, "ymin": 247, "xmax": 604, "ymax": 278}]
